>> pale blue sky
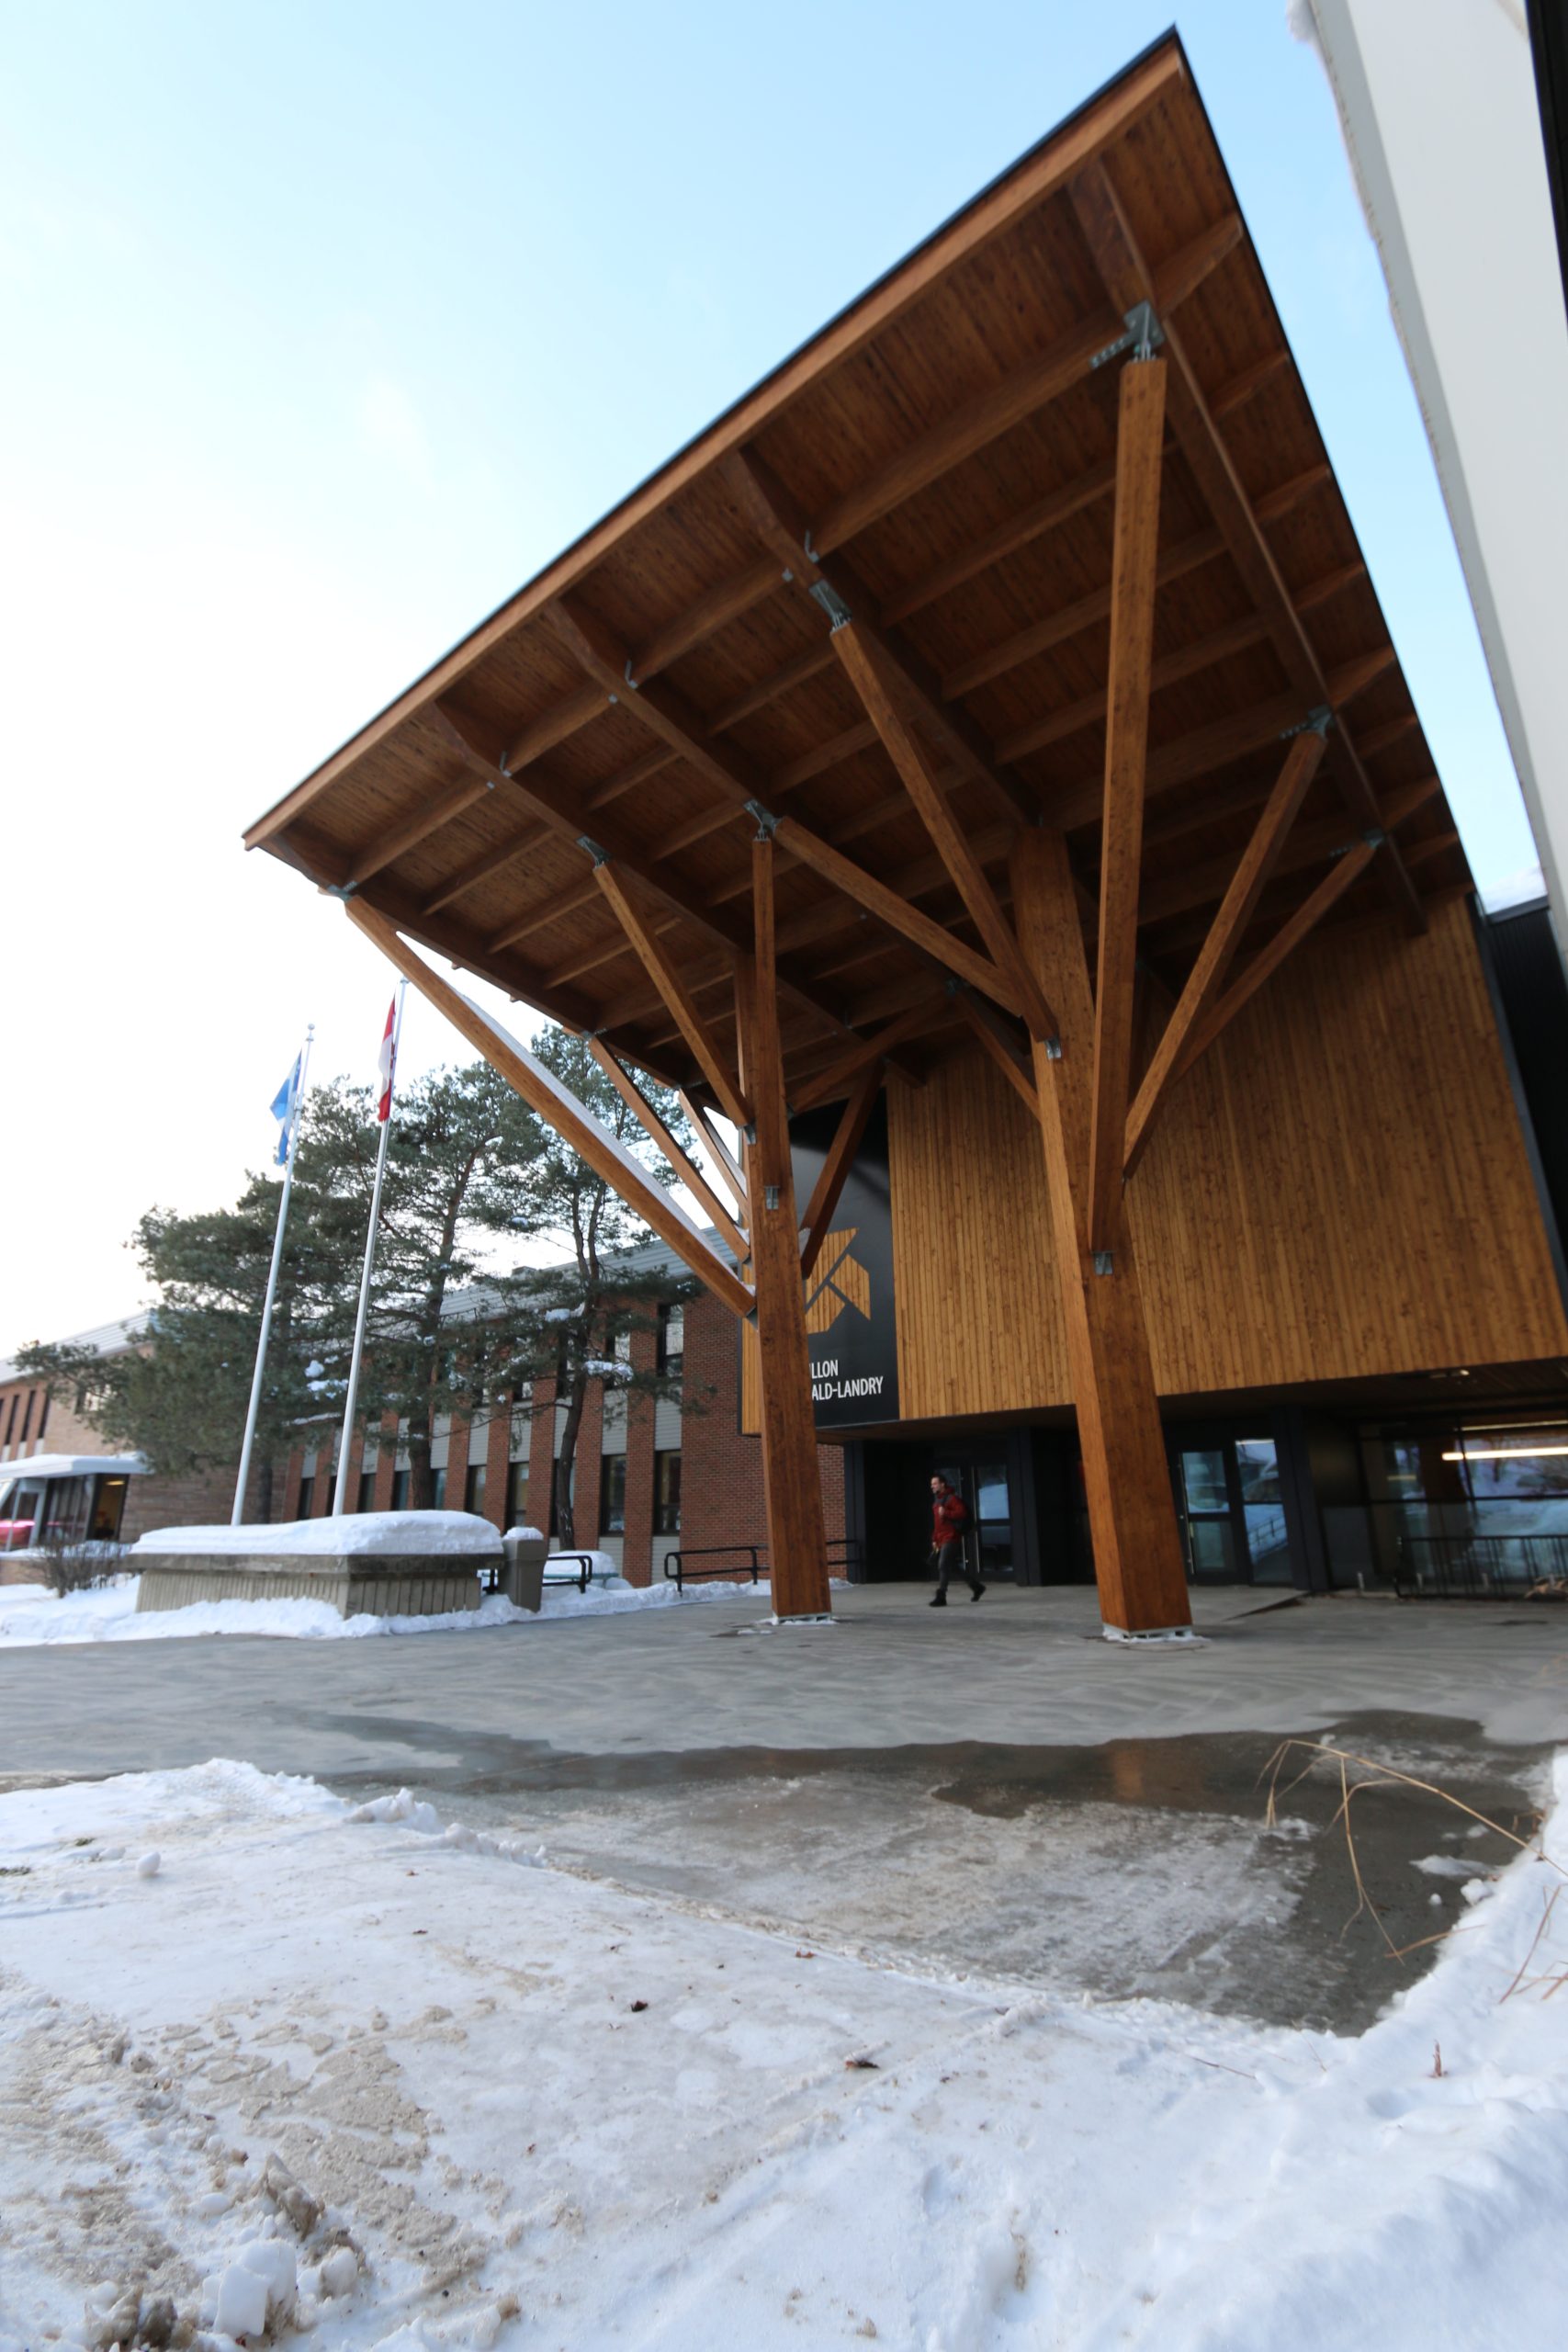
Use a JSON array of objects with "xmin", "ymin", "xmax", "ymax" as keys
[{"xmin": 0, "ymin": 2, "xmax": 1539, "ymax": 1344}]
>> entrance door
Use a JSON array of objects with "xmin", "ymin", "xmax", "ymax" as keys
[
  {"xmin": 925, "ymin": 1454, "xmax": 1018, "ymax": 1580},
  {"xmin": 1173, "ymin": 1436, "xmax": 1292, "ymax": 1585},
  {"xmin": 1176, "ymin": 1448, "xmax": 1237, "ymax": 1580},
  {"xmin": 965, "ymin": 1459, "xmax": 1015, "ymax": 1581}
]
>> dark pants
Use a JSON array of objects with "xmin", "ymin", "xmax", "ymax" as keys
[{"xmin": 934, "ymin": 1538, "xmax": 978, "ymax": 1594}]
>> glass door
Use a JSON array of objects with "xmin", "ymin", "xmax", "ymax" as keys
[
  {"xmin": 965, "ymin": 1459, "xmax": 1015, "ymax": 1580},
  {"xmin": 1235, "ymin": 1439, "xmax": 1292, "ymax": 1583},
  {"xmin": 1174, "ymin": 1436, "xmax": 1295, "ymax": 1585},
  {"xmin": 1176, "ymin": 1448, "xmax": 1237, "ymax": 1580}
]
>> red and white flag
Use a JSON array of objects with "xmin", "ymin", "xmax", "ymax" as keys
[{"xmin": 376, "ymin": 997, "xmax": 397, "ymax": 1123}]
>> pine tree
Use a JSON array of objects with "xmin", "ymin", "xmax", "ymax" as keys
[{"xmin": 16, "ymin": 1034, "xmax": 704, "ymax": 1532}]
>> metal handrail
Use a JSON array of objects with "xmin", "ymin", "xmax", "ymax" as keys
[
  {"xmin": 542, "ymin": 1550, "xmax": 601, "ymax": 1594},
  {"xmin": 1395, "ymin": 1532, "xmax": 1568, "ymax": 1601},
  {"xmin": 662, "ymin": 1544, "xmax": 763, "ymax": 1589},
  {"xmin": 662, "ymin": 1537, "xmax": 865, "ymax": 1590}
]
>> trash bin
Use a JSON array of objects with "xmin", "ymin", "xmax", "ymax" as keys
[{"xmin": 502, "ymin": 1527, "xmax": 547, "ymax": 1612}]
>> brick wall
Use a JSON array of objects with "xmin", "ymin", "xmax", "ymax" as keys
[
  {"xmin": 272, "ymin": 1289, "xmax": 847, "ymax": 1589},
  {"xmin": 680, "ymin": 1295, "xmax": 845, "ymax": 1568},
  {"xmin": 0, "ymin": 1370, "xmax": 279, "ymax": 1544}
]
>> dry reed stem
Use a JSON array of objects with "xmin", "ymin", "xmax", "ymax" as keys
[{"xmin": 1259, "ymin": 1737, "xmax": 1562, "ymax": 1980}]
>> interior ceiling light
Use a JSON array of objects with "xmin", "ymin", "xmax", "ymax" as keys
[{"xmin": 1441, "ymin": 1443, "xmax": 1568, "ymax": 1461}]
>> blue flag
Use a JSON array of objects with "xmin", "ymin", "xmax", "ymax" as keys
[{"xmin": 271, "ymin": 1057, "xmax": 302, "ymax": 1166}]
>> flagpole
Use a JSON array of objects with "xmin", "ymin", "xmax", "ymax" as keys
[
  {"xmin": 332, "ymin": 982, "xmax": 406, "ymax": 1517},
  {"xmin": 232, "ymin": 1025, "xmax": 313, "ymax": 1527}
]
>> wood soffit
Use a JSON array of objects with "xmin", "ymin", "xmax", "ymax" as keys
[{"xmin": 244, "ymin": 32, "xmax": 1471, "ymax": 1107}]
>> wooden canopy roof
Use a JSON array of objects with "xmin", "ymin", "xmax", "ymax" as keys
[{"xmin": 245, "ymin": 32, "xmax": 1467, "ymax": 1113}]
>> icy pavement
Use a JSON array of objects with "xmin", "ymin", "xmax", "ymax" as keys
[
  {"xmin": 2, "ymin": 1755, "xmax": 1567, "ymax": 2351},
  {"xmin": 0, "ymin": 1573, "xmax": 764, "ymax": 1647}
]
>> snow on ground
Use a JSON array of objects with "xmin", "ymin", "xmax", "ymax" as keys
[
  {"xmin": 0, "ymin": 1574, "xmax": 768, "ymax": 1647},
  {"xmin": 1, "ymin": 1757, "xmax": 1565, "ymax": 2351}
]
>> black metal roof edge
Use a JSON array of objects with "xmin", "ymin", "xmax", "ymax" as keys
[{"xmin": 1529, "ymin": 0, "xmax": 1568, "ymax": 328}]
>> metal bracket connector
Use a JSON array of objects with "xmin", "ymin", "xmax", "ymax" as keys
[
  {"xmin": 807, "ymin": 577, "xmax": 853, "ymax": 631},
  {"xmin": 1282, "ymin": 703, "xmax": 1334, "ymax": 741},
  {"xmin": 1043, "ymin": 1036, "xmax": 1064, "ymax": 1061},
  {"xmin": 623, "ymin": 659, "xmax": 639, "ymax": 692},
  {"xmin": 744, "ymin": 798, "xmax": 781, "ymax": 839},
  {"xmin": 764, "ymin": 1183, "xmax": 781, "ymax": 1212},
  {"xmin": 1361, "ymin": 826, "xmax": 1386, "ymax": 849},
  {"xmin": 1093, "ymin": 1250, "xmax": 1115, "ymax": 1277},
  {"xmin": 323, "ymin": 882, "xmax": 359, "ymax": 901},
  {"xmin": 1091, "ymin": 300, "xmax": 1165, "ymax": 369},
  {"xmin": 577, "ymin": 837, "xmax": 610, "ymax": 866}
]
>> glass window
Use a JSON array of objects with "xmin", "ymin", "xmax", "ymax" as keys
[
  {"xmin": 4, "ymin": 1395, "xmax": 17, "ymax": 1442},
  {"xmin": 506, "ymin": 1459, "xmax": 530, "ymax": 1529},
  {"xmin": 653, "ymin": 1450, "xmax": 682, "ymax": 1535},
  {"xmin": 20, "ymin": 1391, "xmax": 34, "ymax": 1442},
  {"xmin": 357, "ymin": 1469, "xmax": 378, "ymax": 1512},
  {"xmin": 975, "ymin": 1464, "xmax": 1009, "ymax": 1521},
  {"xmin": 36, "ymin": 1392, "xmax": 50, "ymax": 1442},
  {"xmin": 657, "ymin": 1304, "xmax": 683, "ymax": 1377},
  {"xmin": 1450, "ymin": 1427, "xmax": 1568, "ymax": 1500},
  {"xmin": 296, "ymin": 1475, "xmax": 315, "ymax": 1519},
  {"xmin": 465, "ymin": 1461, "xmax": 487, "ymax": 1517},
  {"xmin": 91, "ymin": 1476, "xmax": 128, "ymax": 1543},
  {"xmin": 390, "ymin": 1467, "xmax": 410, "ymax": 1511},
  {"xmin": 599, "ymin": 1453, "xmax": 626, "ymax": 1534},
  {"xmin": 1179, "ymin": 1449, "xmax": 1229, "ymax": 1514},
  {"xmin": 431, "ymin": 1466, "xmax": 447, "ymax": 1510}
]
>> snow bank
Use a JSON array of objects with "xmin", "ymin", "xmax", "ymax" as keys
[
  {"xmin": 130, "ymin": 1508, "xmax": 502, "ymax": 1557},
  {"xmin": 0, "ymin": 1570, "xmax": 767, "ymax": 1645},
  {"xmin": 0, "ymin": 1754, "xmax": 1564, "ymax": 2351}
]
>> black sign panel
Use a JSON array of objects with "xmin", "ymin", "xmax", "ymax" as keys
[{"xmin": 790, "ymin": 1095, "xmax": 899, "ymax": 1428}]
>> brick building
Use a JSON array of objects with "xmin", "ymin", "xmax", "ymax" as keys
[
  {"xmin": 280, "ymin": 1243, "xmax": 846, "ymax": 1588},
  {"xmin": 5, "ymin": 1252, "xmax": 846, "ymax": 1590},
  {"xmin": 1, "ymin": 1315, "xmax": 279, "ymax": 1578}
]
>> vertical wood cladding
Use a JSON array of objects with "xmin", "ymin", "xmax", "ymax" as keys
[{"xmin": 889, "ymin": 897, "xmax": 1568, "ymax": 1416}]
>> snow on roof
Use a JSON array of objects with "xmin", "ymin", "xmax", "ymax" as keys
[
  {"xmin": 0, "ymin": 1454, "xmax": 146, "ymax": 1486},
  {"xmin": 0, "ymin": 1312, "xmax": 152, "ymax": 1385}
]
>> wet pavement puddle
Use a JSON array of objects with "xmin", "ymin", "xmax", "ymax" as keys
[{"xmin": 324, "ymin": 1710, "xmax": 1550, "ymax": 2035}]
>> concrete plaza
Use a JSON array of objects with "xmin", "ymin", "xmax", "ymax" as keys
[{"xmin": 4, "ymin": 1584, "xmax": 1563, "ymax": 2030}]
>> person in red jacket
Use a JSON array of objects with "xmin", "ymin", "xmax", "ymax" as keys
[{"xmin": 928, "ymin": 1474, "xmax": 985, "ymax": 1606}]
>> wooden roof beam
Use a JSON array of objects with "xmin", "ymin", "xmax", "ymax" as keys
[
  {"xmin": 804, "ymin": 212, "xmax": 1239, "ymax": 561},
  {"xmin": 545, "ymin": 583, "xmax": 1027, "ymax": 1023},
  {"xmin": 1087, "ymin": 349, "xmax": 1167, "ymax": 1254},
  {"xmin": 723, "ymin": 447, "xmax": 1039, "ymax": 824},
  {"xmin": 1123, "ymin": 724, "xmax": 1327, "ymax": 1178},
  {"xmin": 586, "ymin": 1039, "xmax": 750, "ymax": 1261},
  {"xmin": 1134, "ymin": 775, "xmax": 1439, "ymax": 932},
  {"xmin": 347, "ymin": 900, "xmax": 753, "ymax": 1319},
  {"xmin": 426, "ymin": 699, "xmax": 855, "ymax": 1050},
  {"xmin": 953, "ymin": 989, "xmax": 1040, "ymax": 1119},
  {"xmin": 1170, "ymin": 841, "xmax": 1381, "ymax": 1086},
  {"xmin": 943, "ymin": 523, "xmax": 1222, "ymax": 700},
  {"xmin": 342, "ymin": 773, "xmax": 495, "ymax": 891},
  {"xmin": 1047, "ymin": 648, "xmax": 1395, "ymax": 831},
  {"xmin": 831, "ymin": 618, "xmax": 1056, "ymax": 1037},
  {"xmin": 997, "ymin": 545, "xmax": 1359, "ymax": 764},
  {"xmin": 791, "ymin": 997, "xmax": 945, "ymax": 1114},
  {"xmin": 799, "ymin": 1061, "xmax": 886, "ymax": 1284},
  {"xmin": 1067, "ymin": 158, "xmax": 1426, "ymax": 933},
  {"xmin": 592, "ymin": 862, "xmax": 752, "ymax": 1131}
]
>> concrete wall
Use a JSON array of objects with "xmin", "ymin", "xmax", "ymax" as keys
[{"xmin": 1302, "ymin": 0, "xmax": 1568, "ymax": 919}]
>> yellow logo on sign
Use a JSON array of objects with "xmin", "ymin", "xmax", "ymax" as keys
[{"xmin": 805, "ymin": 1228, "xmax": 872, "ymax": 1333}]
